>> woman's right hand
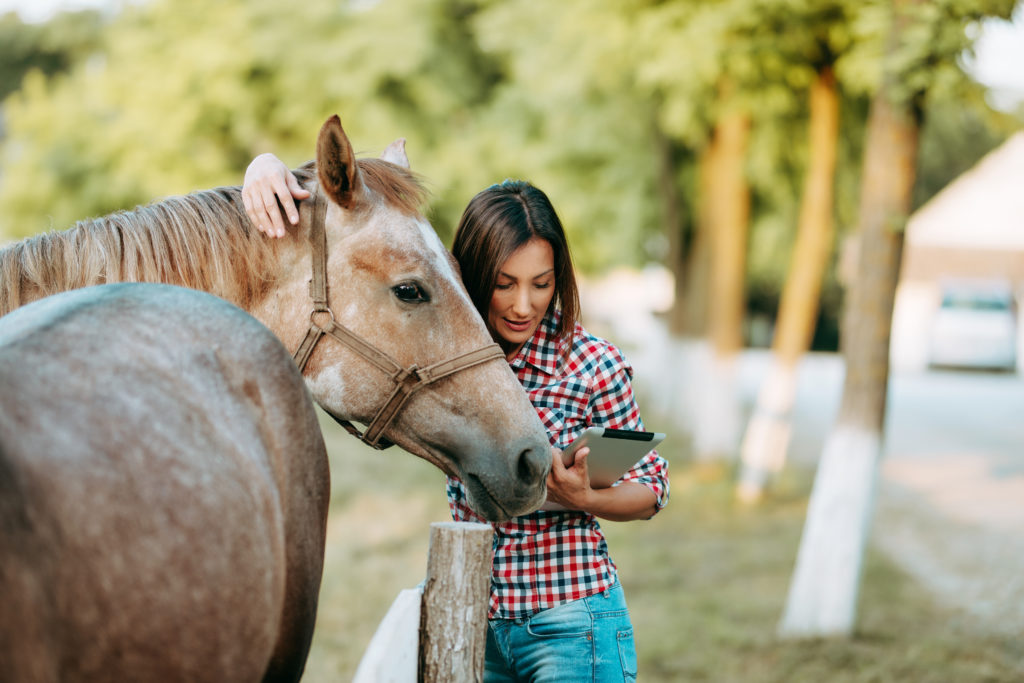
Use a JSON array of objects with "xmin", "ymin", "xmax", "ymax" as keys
[
  {"xmin": 242, "ymin": 153, "xmax": 310, "ymax": 238},
  {"xmin": 545, "ymin": 446, "xmax": 592, "ymax": 511}
]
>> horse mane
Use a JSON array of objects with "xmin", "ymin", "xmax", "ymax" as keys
[{"xmin": 0, "ymin": 158, "xmax": 429, "ymax": 316}]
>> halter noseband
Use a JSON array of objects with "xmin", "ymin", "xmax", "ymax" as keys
[{"xmin": 291, "ymin": 186, "xmax": 505, "ymax": 449}]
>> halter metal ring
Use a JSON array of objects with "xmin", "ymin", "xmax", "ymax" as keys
[{"xmin": 310, "ymin": 307, "xmax": 336, "ymax": 328}]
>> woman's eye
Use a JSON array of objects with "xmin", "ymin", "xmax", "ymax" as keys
[{"xmin": 393, "ymin": 282, "xmax": 430, "ymax": 303}]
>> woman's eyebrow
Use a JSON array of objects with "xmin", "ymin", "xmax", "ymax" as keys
[{"xmin": 496, "ymin": 268, "xmax": 555, "ymax": 281}]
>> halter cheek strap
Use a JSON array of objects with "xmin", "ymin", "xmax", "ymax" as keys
[{"xmin": 292, "ymin": 185, "xmax": 504, "ymax": 449}]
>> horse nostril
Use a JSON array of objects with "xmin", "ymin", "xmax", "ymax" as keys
[{"xmin": 517, "ymin": 447, "xmax": 549, "ymax": 484}]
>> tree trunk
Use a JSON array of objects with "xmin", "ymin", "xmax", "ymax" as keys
[
  {"xmin": 737, "ymin": 65, "xmax": 840, "ymax": 502},
  {"xmin": 692, "ymin": 81, "xmax": 751, "ymax": 461},
  {"xmin": 655, "ymin": 121, "xmax": 698, "ymax": 338},
  {"xmin": 707, "ymin": 96, "xmax": 750, "ymax": 358},
  {"xmin": 779, "ymin": 13, "xmax": 920, "ymax": 636},
  {"xmin": 652, "ymin": 118, "xmax": 705, "ymax": 431}
]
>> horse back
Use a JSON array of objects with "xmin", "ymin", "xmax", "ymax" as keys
[{"xmin": 0, "ymin": 283, "xmax": 329, "ymax": 682}]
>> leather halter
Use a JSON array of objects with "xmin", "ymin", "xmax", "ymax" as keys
[{"xmin": 291, "ymin": 185, "xmax": 505, "ymax": 449}]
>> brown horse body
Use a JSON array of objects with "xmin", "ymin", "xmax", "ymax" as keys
[
  {"xmin": 0, "ymin": 117, "xmax": 551, "ymax": 681},
  {"xmin": 0, "ymin": 284, "xmax": 329, "ymax": 681}
]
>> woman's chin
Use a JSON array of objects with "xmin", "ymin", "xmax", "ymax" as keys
[{"xmin": 497, "ymin": 323, "xmax": 536, "ymax": 346}]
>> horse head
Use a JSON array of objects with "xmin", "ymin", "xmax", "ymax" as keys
[{"xmin": 260, "ymin": 116, "xmax": 550, "ymax": 522}]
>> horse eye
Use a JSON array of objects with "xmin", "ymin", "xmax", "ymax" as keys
[{"xmin": 393, "ymin": 282, "xmax": 430, "ymax": 304}]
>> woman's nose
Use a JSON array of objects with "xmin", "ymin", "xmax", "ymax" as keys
[{"xmin": 512, "ymin": 289, "xmax": 531, "ymax": 316}]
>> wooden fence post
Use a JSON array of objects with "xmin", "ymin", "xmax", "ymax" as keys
[{"xmin": 418, "ymin": 521, "xmax": 493, "ymax": 683}]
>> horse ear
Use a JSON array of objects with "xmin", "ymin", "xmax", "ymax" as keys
[
  {"xmin": 380, "ymin": 138, "xmax": 410, "ymax": 168},
  {"xmin": 316, "ymin": 115, "xmax": 363, "ymax": 209}
]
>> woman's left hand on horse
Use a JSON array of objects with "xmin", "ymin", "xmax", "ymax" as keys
[{"xmin": 242, "ymin": 153, "xmax": 310, "ymax": 238}]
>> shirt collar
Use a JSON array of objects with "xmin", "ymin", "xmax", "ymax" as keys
[{"xmin": 508, "ymin": 310, "xmax": 563, "ymax": 377}]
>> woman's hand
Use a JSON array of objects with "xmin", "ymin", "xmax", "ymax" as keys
[
  {"xmin": 546, "ymin": 445, "xmax": 660, "ymax": 521},
  {"xmin": 545, "ymin": 446, "xmax": 593, "ymax": 511},
  {"xmin": 242, "ymin": 153, "xmax": 310, "ymax": 238}
]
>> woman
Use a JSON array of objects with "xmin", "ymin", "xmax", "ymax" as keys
[{"xmin": 244, "ymin": 156, "xmax": 669, "ymax": 683}]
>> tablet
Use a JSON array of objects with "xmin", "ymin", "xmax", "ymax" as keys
[{"xmin": 562, "ymin": 426, "xmax": 665, "ymax": 489}]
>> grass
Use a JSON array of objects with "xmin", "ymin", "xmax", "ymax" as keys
[{"xmin": 300, "ymin": 413, "xmax": 1023, "ymax": 682}]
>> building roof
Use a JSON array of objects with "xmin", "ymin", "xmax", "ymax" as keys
[{"xmin": 907, "ymin": 131, "xmax": 1024, "ymax": 251}]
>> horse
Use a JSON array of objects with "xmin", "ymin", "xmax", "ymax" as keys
[
  {"xmin": 0, "ymin": 114, "xmax": 550, "ymax": 521},
  {"xmin": 1, "ymin": 283, "xmax": 330, "ymax": 682},
  {"xmin": 0, "ymin": 115, "xmax": 552, "ymax": 681}
]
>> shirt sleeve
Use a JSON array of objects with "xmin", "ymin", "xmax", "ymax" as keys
[
  {"xmin": 588, "ymin": 343, "xmax": 670, "ymax": 511},
  {"xmin": 588, "ymin": 342, "xmax": 643, "ymax": 430},
  {"xmin": 620, "ymin": 450, "xmax": 670, "ymax": 511}
]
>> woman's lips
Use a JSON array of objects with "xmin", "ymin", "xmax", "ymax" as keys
[{"xmin": 503, "ymin": 318, "xmax": 532, "ymax": 332}]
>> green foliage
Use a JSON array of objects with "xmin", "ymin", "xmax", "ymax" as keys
[
  {"xmin": 0, "ymin": 0, "xmax": 1018, "ymax": 292},
  {"xmin": 0, "ymin": 10, "xmax": 104, "ymax": 102},
  {"xmin": 915, "ymin": 80, "xmax": 1021, "ymax": 208},
  {"xmin": 468, "ymin": 0, "xmax": 664, "ymax": 269}
]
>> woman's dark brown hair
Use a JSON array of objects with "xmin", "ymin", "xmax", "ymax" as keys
[{"xmin": 451, "ymin": 180, "xmax": 580, "ymax": 348}]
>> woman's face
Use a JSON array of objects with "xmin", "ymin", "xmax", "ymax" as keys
[{"xmin": 488, "ymin": 237, "xmax": 556, "ymax": 356}]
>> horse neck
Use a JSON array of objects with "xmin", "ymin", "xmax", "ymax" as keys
[{"xmin": 0, "ymin": 189, "xmax": 285, "ymax": 316}]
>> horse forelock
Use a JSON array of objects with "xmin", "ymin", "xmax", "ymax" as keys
[
  {"xmin": 0, "ymin": 187, "xmax": 278, "ymax": 316},
  {"xmin": 357, "ymin": 158, "xmax": 430, "ymax": 215},
  {"xmin": 293, "ymin": 157, "xmax": 429, "ymax": 217}
]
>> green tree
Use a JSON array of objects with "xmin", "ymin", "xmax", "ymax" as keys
[
  {"xmin": 0, "ymin": 0, "xmax": 515, "ymax": 242},
  {"xmin": 0, "ymin": 9, "xmax": 104, "ymax": 104},
  {"xmin": 737, "ymin": 0, "xmax": 852, "ymax": 501}
]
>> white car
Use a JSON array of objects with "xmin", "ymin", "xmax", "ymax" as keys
[{"xmin": 928, "ymin": 281, "xmax": 1018, "ymax": 372}]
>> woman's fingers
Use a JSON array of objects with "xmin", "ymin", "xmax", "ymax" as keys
[
  {"xmin": 243, "ymin": 153, "xmax": 308, "ymax": 238},
  {"xmin": 266, "ymin": 176, "xmax": 294, "ymax": 237}
]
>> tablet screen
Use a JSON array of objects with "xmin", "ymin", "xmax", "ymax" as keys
[{"xmin": 563, "ymin": 426, "xmax": 665, "ymax": 489}]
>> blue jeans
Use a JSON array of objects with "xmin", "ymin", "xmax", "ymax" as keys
[{"xmin": 484, "ymin": 580, "xmax": 638, "ymax": 682}]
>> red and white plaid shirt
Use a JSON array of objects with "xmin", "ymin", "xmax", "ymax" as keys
[{"xmin": 446, "ymin": 311, "xmax": 670, "ymax": 620}]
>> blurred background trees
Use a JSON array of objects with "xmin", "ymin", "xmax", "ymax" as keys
[
  {"xmin": 1, "ymin": 0, "xmax": 1016, "ymax": 377},
  {"xmin": 3, "ymin": 0, "xmax": 1017, "ymax": 255}
]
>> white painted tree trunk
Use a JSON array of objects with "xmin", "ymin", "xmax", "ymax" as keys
[
  {"xmin": 736, "ymin": 65, "xmax": 839, "ymax": 502},
  {"xmin": 779, "ymin": 0, "xmax": 920, "ymax": 637},
  {"xmin": 737, "ymin": 359, "xmax": 799, "ymax": 502},
  {"xmin": 690, "ymin": 346, "xmax": 742, "ymax": 461},
  {"xmin": 778, "ymin": 425, "xmax": 881, "ymax": 636}
]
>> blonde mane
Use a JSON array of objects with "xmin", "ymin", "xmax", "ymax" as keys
[{"xmin": 0, "ymin": 159, "xmax": 429, "ymax": 316}]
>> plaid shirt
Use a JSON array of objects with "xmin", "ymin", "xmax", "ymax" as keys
[{"xmin": 446, "ymin": 311, "xmax": 669, "ymax": 620}]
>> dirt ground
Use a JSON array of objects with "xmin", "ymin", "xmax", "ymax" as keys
[{"xmin": 874, "ymin": 455, "xmax": 1024, "ymax": 638}]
